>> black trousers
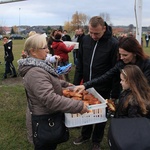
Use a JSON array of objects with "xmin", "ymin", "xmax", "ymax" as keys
[
  {"xmin": 4, "ymin": 61, "xmax": 17, "ymax": 77},
  {"xmin": 81, "ymin": 91, "xmax": 110, "ymax": 144},
  {"xmin": 81, "ymin": 122, "xmax": 106, "ymax": 143},
  {"xmin": 34, "ymin": 143, "xmax": 57, "ymax": 150},
  {"xmin": 146, "ymin": 40, "xmax": 149, "ymax": 47}
]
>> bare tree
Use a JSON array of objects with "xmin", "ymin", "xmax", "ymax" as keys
[
  {"xmin": 99, "ymin": 12, "xmax": 111, "ymax": 25},
  {"xmin": 79, "ymin": 13, "xmax": 88, "ymax": 26}
]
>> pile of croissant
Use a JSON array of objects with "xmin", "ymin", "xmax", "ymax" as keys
[{"xmin": 62, "ymin": 89, "xmax": 101, "ymax": 105}]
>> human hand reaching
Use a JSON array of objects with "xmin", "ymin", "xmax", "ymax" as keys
[
  {"xmin": 80, "ymin": 102, "xmax": 90, "ymax": 114},
  {"xmin": 106, "ymin": 99, "xmax": 116, "ymax": 112},
  {"xmin": 73, "ymin": 85, "xmax": 85, "ymax": 93},
  {"xmin": 54, "ymin": 55, "xmax": 61, "ymax": 61},
  {"xmin": 70, "ymin": 44, "xmax": 76, "ymax": 50}
]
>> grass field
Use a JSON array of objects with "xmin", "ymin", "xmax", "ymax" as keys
[{"xmin": 0, "ymin": 38, "xmax": 150, "ymax": 150}]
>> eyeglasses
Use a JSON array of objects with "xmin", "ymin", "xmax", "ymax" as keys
[
  {"xmin": 121, "ymin": 69, "xmax": 127, "ymax": 76},
  {"xmin": 39, "ymin": 46, "xmax": 48, "ymax": 50}
]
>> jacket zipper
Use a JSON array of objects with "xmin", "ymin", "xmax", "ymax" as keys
[{"xmin": 89, "ymin": 41, "xmax": 98, "ymax": 80}]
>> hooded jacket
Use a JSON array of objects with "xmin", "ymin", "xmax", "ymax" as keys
[
  {"xmin": 52, "ymin": 40, "xmax": 74, "ymax": 62},
  {"xmin": 18, "ymin": 57, "xmax": 83, "ymax": 115},
  {"xmin": 3, "ymin": 40, "xmax": 14, "ymax": 62},
  {"xmin": 74, "ymin": 23, "xmax": 119, "ymax": 98}
]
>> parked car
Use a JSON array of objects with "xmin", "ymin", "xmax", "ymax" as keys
[
  {"xmin": 10, "ymin": 34, "xmax": 25, "ymax": 40},
  {"xmin": 0, "ymin": 34, "xmax": 3, "ymax": 40}
]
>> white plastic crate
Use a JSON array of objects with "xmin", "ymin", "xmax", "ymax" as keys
[{"xmin": 65, "ymin": 88, "xmax": 107, "ymax": 128}]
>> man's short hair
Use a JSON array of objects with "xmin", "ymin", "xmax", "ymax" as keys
[
  {"xmin": 89, "ymin": 16, "xmax": 105, "ymax": 27},
  {"xmin": 3, "ymin": 35, "xmax": 9, "ymax": 39}
]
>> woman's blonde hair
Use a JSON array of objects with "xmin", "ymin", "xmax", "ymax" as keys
[
  {"xmin": 24, "ymin": 34, "xmax": 47, "ymax": 55},
  {"xmin": 28, "ymin": 31, "xmax": 37, "ymax": 37}
]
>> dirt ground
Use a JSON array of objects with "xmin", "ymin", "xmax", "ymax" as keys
[{"xmin": 1, "ymin": 76, "xmax": 23, "ymax": 86}]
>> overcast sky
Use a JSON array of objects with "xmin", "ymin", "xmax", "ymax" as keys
[{"xmin": 0, "ymin": 0, "xmax": 149, "ymax": 27}]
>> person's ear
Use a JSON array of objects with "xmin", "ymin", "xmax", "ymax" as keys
[
  {"xmin": 29, "ymin": 48, "xmax": 37, "ymax": 57},
  {"xmin": 103, "ymin": 26, "xmax": 106, "ymax": 32}
]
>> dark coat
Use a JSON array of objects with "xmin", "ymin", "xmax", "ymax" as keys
[
  {"xmin": 145, "ymin": 34, "xmax": 150, "ymax": 41},
  {"xmin": 77, "ymin": 33, "xmax": 85, "ymax": 47},
  {"xmin": 115, "ymin": 89, "xmax": 150, "ymax": 118},
  {"xmin": 84, "ymin": 58, "xmax": 150, "ymax": 89},
  {"xmin": 75, "ymin": 33, "xmax": 85, "ymax": 59},
  {"xmin": 3, "ymin": 40, "xmax": 14, "ymax": 62},
  {"xmin": 62, "ymin": 34, "xmax": 71, "ymax": 41},
  {"xmin": 73, "ymin": 23, "xmax": 119, "ymax": 98}
]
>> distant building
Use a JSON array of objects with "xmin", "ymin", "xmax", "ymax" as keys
[
  {"xmin": 21, "ymin": 26, "xmax": 45, "ymax": 35},
  {"xmin": 2, "ymin": 26, "xmax": 11, "ymax": 34}
]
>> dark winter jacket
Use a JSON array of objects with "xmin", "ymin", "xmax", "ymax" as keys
[
  {"xmin": 145, "ymin": 34, "xmax": 150, "ymax": 41},
  {"xmin": 84, "ymin": 58, "xmax": 150, "ymax": 89},
  {"xmin": 77, "ymin": 33, "xmax": 85, "ymax": 48},
  {"xmin": 3, "ymin": 40, "xmax": 14, "ymax": 62},
  {"xmin": 75, "ymin": 33, "xmax": 85, "ymax": 59},
  {"xmin": 73, "ymin": 23, "xmax": 119, "ymax": 98},
  {"xmin": 115, "ymin": 89, "xmax": 150, "ymax": 118},
  {"xmin": 62, "ymin": 34, "xmax": 71, "ymax": 41}
]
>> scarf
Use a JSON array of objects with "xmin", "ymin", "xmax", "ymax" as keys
[{"xmin": 17, "ymin": 57, "xmax": 59, "ymax": 77}]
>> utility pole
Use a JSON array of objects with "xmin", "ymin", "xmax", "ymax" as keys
[
  {"xmin": 19, "ymin": 7, "xmax": 21, "ymax": 34},
  {"xmin": 135, "ymin": 0, "xmax": 142, "ymax": 44}
]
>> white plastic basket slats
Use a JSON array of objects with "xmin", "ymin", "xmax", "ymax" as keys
[{"xmin": 65, "ymin": 88, "xmax": 107, "ymax": 128}]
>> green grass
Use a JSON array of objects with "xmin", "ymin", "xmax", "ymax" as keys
[{"xmin": 0, "ymin": 38, "xmax": 150, "ymax": 150}]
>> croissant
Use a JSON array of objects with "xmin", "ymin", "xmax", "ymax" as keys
[
  {"xmin": 83, "ymin": 94, "xmax": 95, "ymax": 100},
  {"xmin": 82, "ymin": 90, "xmax": 89, "ymax": 95},
  {"xmin": 106, "ymin": 99, "xmax": 116, "ymax": 111},
  {"xmin": 71, "ymin": 96, "xmax": 82, "ymax": 100},
  {"xmin": 88, "ymin": 100, "xmax": 100, "ymax": 105},
  {"xmin": 62, "ymin": 89, "xmax": 101, "ymax": 106},
  {"xmin": 69, "ymin": 91, "xmax": 82, "ymax": 98},
  {"xmin": 62, "ymin": 89, "xmax": 70, "ymax": 97}
]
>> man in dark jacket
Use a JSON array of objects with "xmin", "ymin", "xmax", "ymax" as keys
[
  {"xmin": 73, "ymin": 16, "xmax": 119, "ymax": 150},
  {"xmin": 145, "ymin": 33, "xmax": 150, "ymax": 47},
  {"xmin": 3, "ymin": 36, "xmax": 17, "ymax": 79},
  {"xmin": 76, "ymin": 28, "xmax": 85, "ymax": 63},
  {"xmin": 62, "ymin": 30, "xmax": 71, "ymax": 41}
]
